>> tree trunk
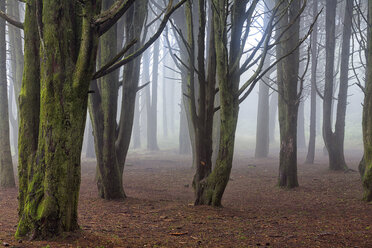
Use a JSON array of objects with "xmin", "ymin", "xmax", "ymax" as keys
[
  {"xmin": 91, "ymin": 0, "xmax": 124, "ymax": 199},
  {"xmin": 363, "ymin": 0, "xmax": 372, "ymax": 202},
  {"xmin": 85, "ymin": 117, "xmax": 96, "ymax": 158},
  {"xmin": 269, "ymin": 91, "xmax": 278, "ymax": 143},
  {"xmin": 0, "ymin": 0, "xmax": 15, "ymax": 188},
  {"xmin": 147, "ymin": 39, "xmax": 160, "ymax": 150},
  {"xmin": 17, "ymin": 0, "xmax": 99, "ymax": 238},
  {"xmin": 323, "ymin": 0, "xmax": 349, "ymax": 171},
  {"xmin": 255, "ymin": 60, "xmax": 271, "ymax": 158},
  {"xmin": 162, "ymin": 52, "xmax": 168, "ymax": 138},
  {"xmin": 305, "ymin": 0, "xmax": 318, "ymax": 164},
  {"xmin": 277, "ymin": 0, "xmax": 300, "ymax": 188},
  {"xmin": 7, "ymin": 0, "xmax": 23, "ymax": 156},
  {"xmin": 297, "ymin": 100, "xmax": 306, "ymax": 149},
  {"xmin": 132, "ymin": 93, "xmax": 141, "ymax": 149},
  {"xmin": 179, "ymin": 104, "xmax": 191, "ymax": 154}
]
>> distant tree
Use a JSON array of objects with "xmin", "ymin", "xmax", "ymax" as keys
[
  {"xmin": 0, "ymin": 0, "xmax": 15, "ymax": 189},
  {"xmin": 147, "ymin": 38, "xmax": 160, "ymax": 151},
  {"xmin": 305, "ymin": 0, "xmax": 319, "ymax": 164},
  {"xmin": 7, "ymin": 0, "xmax": 23, "ymax": 156},
  {"xmin": 255, "ymin": 0, "xmax": 274, "ymax": 159}
]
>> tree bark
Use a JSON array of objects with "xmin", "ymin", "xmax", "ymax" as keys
[
  {"xmin": 277, "ymin": 0, "xmax": 300, "ymax": 188},
  {"xmin": 0, "ymin": 0, "xmax": 15, "ymax": 188},
  {"xmin": 362, "ymin": 0, "xmax": 372, "ymax": 201},
  {"xmin": 17, "ymin": 0, "xmax": 100, "ymax": 238}
]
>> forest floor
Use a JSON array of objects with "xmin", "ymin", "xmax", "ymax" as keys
[{"xmin": 0, "ymin": 150, "xmax": 371, "ymax": 248}]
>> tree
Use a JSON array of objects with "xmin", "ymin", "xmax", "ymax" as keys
[
  {"xmin": 88, "ymin": 0, "xmax": 184, "ymax": 200},
  {"xmin": 255, "ymin": 1, "xmax": 274, "ymax": 159},
  {"xmin": 305, "ymin": 0, "xmax": 318, "ymax": 164},
  {"xmin": 322, "ymin": 0, "xmax": 352, "ymax": 171},
  {"xmin": 7, "ymin": 0, "xmax": 23, "ymax": 156},
  {"xmin": 147, "ymin": 38, "xmax": 160, "ymax": 151},
  {"xmin": 0, "ymin": 0, "xmax": 15, "ymax": 188},
  {"xmin": 194, "ymin": 0, "xmax": 289, "ymax": 205},
  {"xmin": 182, "ymin": 0, "xmax": 216, "ymax": 204},
  {"xmin": 362, "ymin": 0, "xmax": 372, "ymax": 201},
  {"xmin": 276, "ymin": 0, "xmax": 301, "ymax": 188},
  {"xmin": 3, "ymin": 0, "xmax": 184, "ymax": 238}
]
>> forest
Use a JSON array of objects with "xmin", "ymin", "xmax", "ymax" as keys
[{"xmin": 0, "ymin": 0, "xmax": 372, "ymax": 247}]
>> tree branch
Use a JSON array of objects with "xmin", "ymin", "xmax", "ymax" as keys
[
  {"xmin": 0, "ymin": 10, "xmax": 23, "ymax": 29},
  {"xmin": 93, "ymin": 0, "xmax": 186, "ymax": 79},
  {"xmin": 95, "ymin": 0, "xmax": 136, "ymax": 37}
]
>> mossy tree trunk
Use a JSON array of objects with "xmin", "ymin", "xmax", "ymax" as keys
[
  {"xmin": 322, "ymin": 0, "xmax": 350, "ymax": 171},
  {"xmin": 184, "ymin": 0, "xmax": 217, "ymax": 205},
  {"xmin": 0, "ymin": 0, "xmax": 15, "ymax": 188},
  {"xmin": 16, "ymin": 0, "xmax": 101, "ymax": 238},
  {"xmin": 276, "ymin": 0, "xmax": 300, "ymax": 188},
  {"xmin": 362, "ymin": 0, "xmax": 372, "ymax": 202}
]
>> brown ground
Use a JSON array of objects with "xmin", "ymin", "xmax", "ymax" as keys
[{"xmin": 0, "ymin": 151, "xmax": 371, "ymax": 248}]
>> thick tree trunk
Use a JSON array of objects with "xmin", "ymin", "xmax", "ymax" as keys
[
  {"xmin": 187, "ymin": 0, "xmax": 216, "ymax": 205},
  {"xmin": 197, "ymin": 0, "xmax": 243, "ymax": 206},
  {"xmin": 17, "ymin": 0, "xmax": 99, "ymax": 238},
  {"xmin": 363, "ymin": 0, "xmax": 372, "ymax": 202},
  {"xmin": 0, "ymin": 0, "xmax": 15, "ymax": 188},
  {"xmin": 277, "ymin": 0, "xmax": 300, "ymax": 188},
  {"xmin": 305, "ymin": 0, "xmax": 318, "ymax": 164}
]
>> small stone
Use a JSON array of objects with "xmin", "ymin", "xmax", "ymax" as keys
[{"xmin": 3, "ymin": 242, "xmax": 9, "ymax": 247}]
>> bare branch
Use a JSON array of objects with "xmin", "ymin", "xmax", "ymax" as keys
[
  {"xmin": 0, "ymin": 10, "xmax": 23, "ymax": 29},
  {"xmin": 93, "ymin": 0, "xmax": 186, "ymax": 79},
  {"xmin": 95, "ymin": 0, "xmax": 136, "ymax": 36}
]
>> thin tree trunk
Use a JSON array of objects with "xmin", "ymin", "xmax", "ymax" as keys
[
  {"xmin": 7, "ymin": 0, "xmax": 23, "ymax": 156},
  {"xmin": 305, "ymin": 0, "xmax": 318, "ymax": 164},
  {"xmin": 132, "ymin": 93, "xmax": 141, "ymax": 148},
  {"xmin": 0, "ymin": 0, "xmax": 15, "ymax": 188},
  {"xmin": 269, "ymin": 91, "xmax": 278, "ymax": 143},
  {"xmin": 147, "ymin": 39, "xmax": 160, "ymax": 150}
]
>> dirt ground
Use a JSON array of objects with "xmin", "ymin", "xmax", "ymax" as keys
[{"xmin": 0, "ymin": 151, "xmax": 371, "ymax": 247}]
